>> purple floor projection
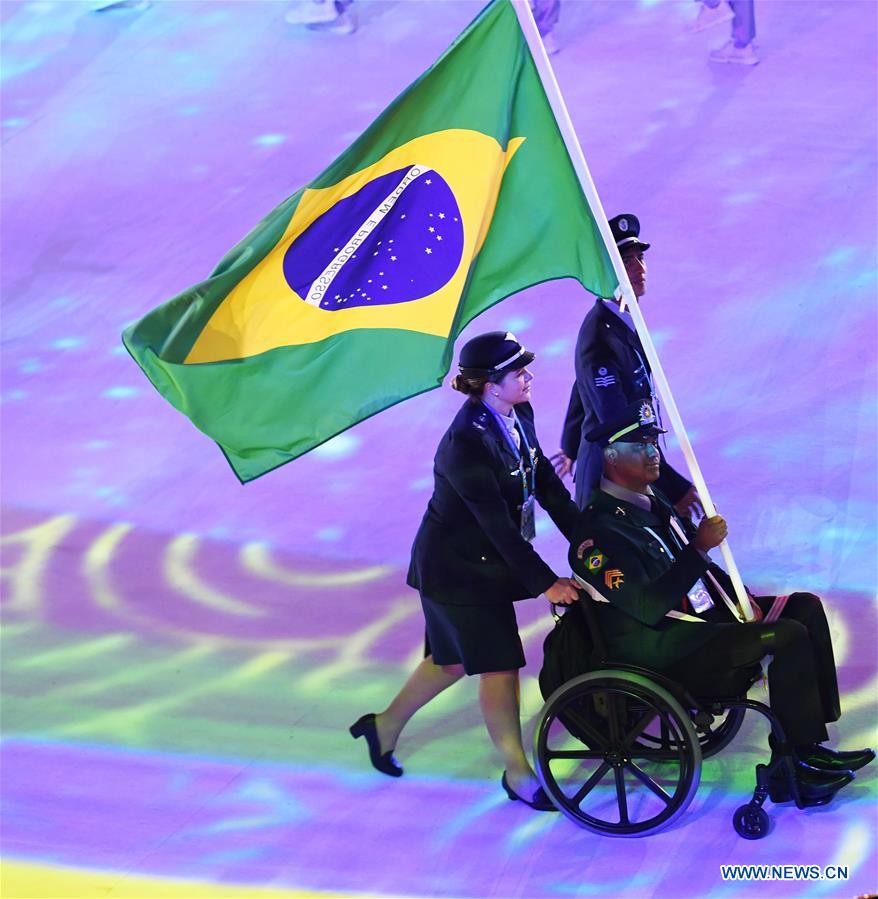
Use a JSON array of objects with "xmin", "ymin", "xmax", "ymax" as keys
[{"xmin": 1, "ymin": 1, "xmax": 876, "ymax": 897}]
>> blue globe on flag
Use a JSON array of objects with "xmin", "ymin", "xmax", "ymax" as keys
[{"xmin": 283, "ymin": 165, "xmax": 465, "ymax": 311}]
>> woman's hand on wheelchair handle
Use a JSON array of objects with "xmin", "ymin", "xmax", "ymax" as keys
[{"xmin": 545, "ymin": 577, "xmax": 581, "ymax": 605}]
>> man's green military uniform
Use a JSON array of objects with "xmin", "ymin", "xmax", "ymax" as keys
[{"xmin": 570, "ymin": 478, "xmax": 841, "ymax": 745}]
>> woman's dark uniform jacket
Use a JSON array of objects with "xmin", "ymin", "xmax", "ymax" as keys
[
  {"xmin": 568, "ymin": 485, "xmax": 841, "ymax": 744},
  {"xmin": 560, "ymin": 299, "xmax": 691, "ymax": 508},
  {"xmin": 407, "ymin": 399, "xmax": 579, "ymax": 606}
]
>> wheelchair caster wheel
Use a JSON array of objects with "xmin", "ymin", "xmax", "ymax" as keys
[{"xmin": 733, "ymin": 803, "xmax": 769, "ymax": 839}]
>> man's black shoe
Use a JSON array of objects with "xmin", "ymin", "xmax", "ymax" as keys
[
  {"xmin": 768, "ymin": 760, "xmax": 854, "ymax": 806},
  {"xmin": 797, "ymin": 743, "xmax": 875, "ymax": 773}
]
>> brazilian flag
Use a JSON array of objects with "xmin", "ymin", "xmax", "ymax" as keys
[{"xmin": 123, "ymin": 0, "xmax": 617, "ymax": 483}]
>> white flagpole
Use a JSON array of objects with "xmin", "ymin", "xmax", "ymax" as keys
[{"xmin": 508, "ymin": 0, "xmax": 754, "ymax": 620}]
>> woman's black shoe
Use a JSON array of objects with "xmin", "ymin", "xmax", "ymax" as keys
[
  {"xmin": 349, "ymin": 713, "xmax": 403, "ymax": 777},
  {"xmin": 767, "ymin": 760, "xmax": 854, "ymax": 806},
  {"xmin": 501, "ymin": 771, "xmax": 558, "ymax": 812},
  {"xmin": 797, "ymin": 743, "xmax": 875, "ymax": 773}
]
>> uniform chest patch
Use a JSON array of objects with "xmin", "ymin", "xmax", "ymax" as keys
[
  {"xmin": 604, "ymin": 569, "xmax": 624, "ymax": 590},
  {"xmin": 575, "ymin": 538, "xmax": 595, "ymax": 560},
  {"xmin": 587, "ymin": 551, "xmax": 606, "ymax": 571}
]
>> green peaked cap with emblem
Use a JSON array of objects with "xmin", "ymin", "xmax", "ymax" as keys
[{"xmin": 585, "ymin": 400, "xmax": 668, "ymax": 447}]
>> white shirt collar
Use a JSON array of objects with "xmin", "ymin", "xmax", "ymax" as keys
[
  {"xmin": 481, "ymin": 402, "xmax": 520, "ymax": 448},
  {"xmin": 599, "ymin": 476, "xmax": 654, "ymax": 512}
]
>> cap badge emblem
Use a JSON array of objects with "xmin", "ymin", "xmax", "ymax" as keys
[{"xmin": 618, "ymin": 218, "xmax": 629, "ymax": 232}]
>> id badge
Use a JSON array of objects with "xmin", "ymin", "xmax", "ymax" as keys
[
  {"xmin": 687, "ymin": 582, "xmax": 715, "ymax": 614},
  {"xmin": 520, "ymin": 495, "xmax": 536, "ymax": 542}
]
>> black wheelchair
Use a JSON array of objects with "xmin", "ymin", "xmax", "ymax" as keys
[{"xmin": 533, "ymin": 597, "xmax": 807, "ymax": 839}]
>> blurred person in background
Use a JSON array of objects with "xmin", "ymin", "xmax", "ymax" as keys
[
  {"xmin": 531, "ymin": 0, "xmax": 561, "ymax": 56},
  {"xmin": 285, "ymin": 0, "xmax": 356, "ymax": 35},
  {"xmin": 689, "ymin": 0, "xmax": 759, "ymax": 66}
]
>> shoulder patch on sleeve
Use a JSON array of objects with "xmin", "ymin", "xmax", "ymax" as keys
[
  {"xmin": 594, "ymin": 367, "xmax": 617, "ymax": 388},
  {"xmin": 575, "ymin": 538, "xmax": 595, "ymax": 559},
  {"xmin": 472, "ymin": 411, "xmax": 488, "ymax": 431},
  {"xmin": 604, "ymin": 569, "xmax": 625, "ymax": 590},
  {"xmin": 586, "ymin": 550, "xmax": 607, "ymax": 572}
]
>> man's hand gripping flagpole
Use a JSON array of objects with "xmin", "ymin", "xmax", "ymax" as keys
[{"xmin": 508, "ymin": 0, "xmax": 755, "ymax": 621}]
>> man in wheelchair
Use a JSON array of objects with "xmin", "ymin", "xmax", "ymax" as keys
[{"xmin": 567, "ymin": 399, "xmax": 874, "ymax": 807}]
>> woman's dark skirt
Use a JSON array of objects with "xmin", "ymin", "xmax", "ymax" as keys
[{"xmin": 420, "ymin": 594, "xmax": 525, "ymax": 675}]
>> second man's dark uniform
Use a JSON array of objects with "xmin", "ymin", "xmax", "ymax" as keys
[
  {"xmin": 561, "ymin": 211, "xmax": 693, "ymax": 509},
  {"xmin": 562, "ymin": 298, "xmax": 692, "ymax": 509}
]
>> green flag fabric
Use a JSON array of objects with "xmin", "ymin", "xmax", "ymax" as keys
[{"xmin": 123, "ymin": 0, "xmax": 617, "ymax": 483}]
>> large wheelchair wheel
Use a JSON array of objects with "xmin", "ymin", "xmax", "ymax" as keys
[{"xmin": 534, "ymin": 670, "xmax": 702, "ymax": 836}]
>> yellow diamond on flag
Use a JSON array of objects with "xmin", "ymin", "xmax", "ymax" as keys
[{"xmin": 186, "ymin": 130, "xmax": 524, "ymax": 364}]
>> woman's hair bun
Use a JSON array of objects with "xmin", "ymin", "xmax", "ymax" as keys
[{"xmin": 451, "ymin": 372, "xmax": 490, "ymax": 397}]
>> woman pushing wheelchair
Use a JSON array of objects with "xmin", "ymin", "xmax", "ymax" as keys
[{"xmin": 351, "ymin": 331, "xmax": 581, "ymax": 810}]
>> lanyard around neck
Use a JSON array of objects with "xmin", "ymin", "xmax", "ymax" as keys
[
  {"xmin": 482, "ymin": 403, "xmax": 535, "ymax": 498},
  {"xmin": 667, "ymin": 517, "xmax": 746, "ymax": 623}
]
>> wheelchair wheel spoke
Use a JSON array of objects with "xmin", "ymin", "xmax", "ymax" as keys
[
  {"xmin": 546, "ymin": 748, "xmax": 605, "ymax": 760},
  {"xmin": 621, "ymin": 708, "xmax": 659, "ymax": 750},
  {"xmin": 614, "ymin": 768, "xmax": 629, "ymax": 825},
  {"xmin": 625, "ymin": 761, "xmax": 672, "ymax": 805},
  {"xmin": 634, "ymin": 711, "xmax": 686, "ymax": 762},
  {"xmin": 627, "ymin": 747, "xmax": 683, "ymax": 762},
  {"xmin": 660, "ymin": 717, "xmax": 670, "ymax": 748},
  {"xmin": 607, "ymin": 693, "xmax": 625, "ymax": 743},
  {"xmin": 564, "ymin": 711, "xmax": 609, "ymax": 752},
  {"xmin": 572, "ymin": 761, "xmax": 611, "ymax": 806}
]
